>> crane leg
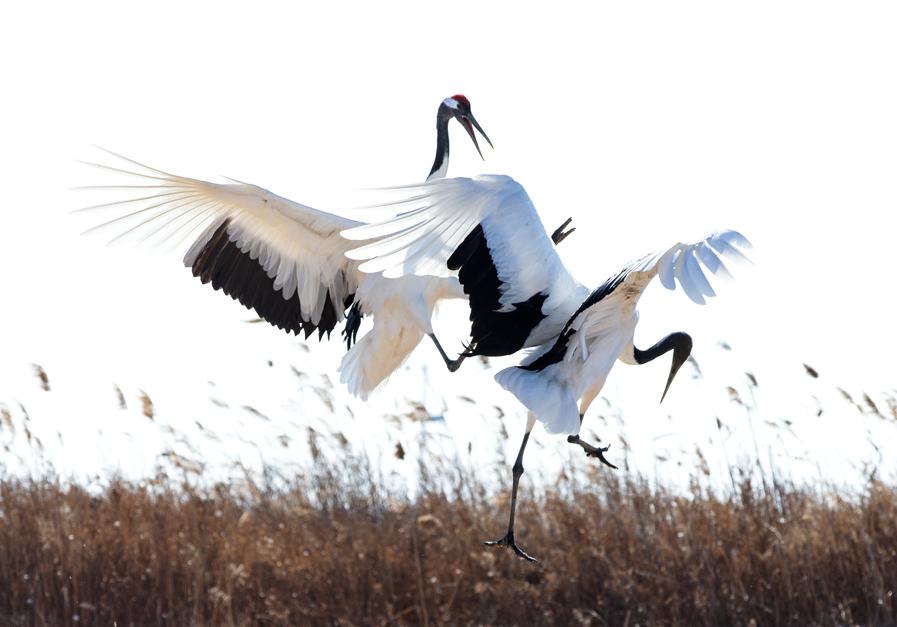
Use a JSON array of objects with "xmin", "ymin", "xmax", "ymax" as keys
[
  {"xmin": 428, "ymin": 333, "xmax": 465, "ymax": 372},
  {"xmin": 484, "ymin": 416, "xmax": 537, "ymax": 562}
]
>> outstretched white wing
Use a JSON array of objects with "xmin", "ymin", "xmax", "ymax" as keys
[
  {"xmin": 78, "ymin": 150, "xmax": 363, "ymax": 336},
  {"xmin": 342, "ymin": 175, "xmax": 587, "ymax": 356},
  {"xmin": 561, "ymin": 230, "xmax": 752, "ymax": 362},
  {"xmin": 632, "ymin": 230, "xmax": 751, "ymax": 305},
  {"xmin": 343, "ymin": 176, "xmax": 577, "ymax": 294}
]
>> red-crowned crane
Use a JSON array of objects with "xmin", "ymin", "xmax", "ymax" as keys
[
  {"xmin": 343, "ymin": 175, "xmax": 751, "ymax": 561},
  {"xmin": 80, "ymin": 97, "xmax": 572, "ymax": 399},
  {"xmin": 79, "ymin": 94, "xmax": 492, "ymax": 398}
]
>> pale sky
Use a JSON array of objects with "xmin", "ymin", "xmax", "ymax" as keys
[{"xmin": 1, "ymin": 1, "xmax": 896, "ymax": 484}]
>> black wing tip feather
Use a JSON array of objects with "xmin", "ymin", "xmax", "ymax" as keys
[
  {"xmin": 520, "ymin": 329, "xmax": 576, "ymax": 372},
  {"xmin": 577, "ymin": 268, "xmax": 631, "ymax": 316},
  {"xmin": 447, "ymin": 225, "xmax": 484, "ymax": 271},
  {"xmin": 544, "ymin": 265, "xmax": 633, "ymax": 342},
  {"xmin": 451, "ymin": 224, "xmax": 548, "ymax": 358},
  {"xmin": 518, "ymin": 266, "xmax": 637, "ymax": 372},
  {"xmin": 189, "ymin": 220, "xmax": 346, "ymax": 341}
]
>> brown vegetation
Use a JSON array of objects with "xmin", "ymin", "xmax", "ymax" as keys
[
  {"xmin": 1, "ymin": 455, "xmax": 896, "ymax": 626},
  {"xmin": 3, "ymin": 360, "xmax": 897, "ymax": 625}
]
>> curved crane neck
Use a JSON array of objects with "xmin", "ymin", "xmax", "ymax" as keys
[
  {"xmin": 633, "ymin": 331, "xmax": 693, "ymax": 403},
  {"xmin": 632, "ymin": 332, "xmax": 693, "ymax": 365},
  {"xmin": 427, "ymin": 105, "xmax": 453, "ymax": 181}
]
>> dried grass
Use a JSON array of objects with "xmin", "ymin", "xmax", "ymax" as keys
[
  {"xmin": 1, "ymin": 456, "xmax": 895, "ymax": 626},
  {"xmin": 3, "ymin": 361, "xmax": 897, "ymax": 625}
]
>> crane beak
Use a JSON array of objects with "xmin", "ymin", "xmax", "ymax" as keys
[
  {"xmin": 660, "ymin": 333, "xmax": 693, "ymax": 403},
  {"xmin": 460, "ymin": 114, "xmax": 493, "ymax": 160}
]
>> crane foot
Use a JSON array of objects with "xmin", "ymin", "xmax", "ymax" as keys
[
  {"xmin": 484, "ymin": 531, "xmax": 538, "ymax": 562},
  {"xmin": 341, "ymin": 302, "xmax": 363, "ymax": 350},
  {"xmin": 550, "ymin": 217, "xmax": 576, "ymax": 245},
  {"xmin": 567, "ymin": 435, "xmax": 618, "ymax": 470}
]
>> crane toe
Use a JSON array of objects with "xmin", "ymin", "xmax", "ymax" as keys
[
  {"xmin": 567, "ymin": 435, "xmax": 619, "ymax": 470},
  {"xmin": 484, "ymin": 531, "xmax": 538, "ymax": 563},
  {"xmin": 550, "ymin": 217, "xmax": 576, "ymax": 246}
]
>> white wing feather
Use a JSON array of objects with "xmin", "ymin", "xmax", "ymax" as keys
[
  {"xmin": 343, "ymin": 175, "xmax": 583, "ymax": 313},
  {"xmin": 641, "ymin": 230, "xmax": 750, "ymax": 303},
  {"xmin": 570, "ymin": 229, "xmax": 752, "ymax": 351},
  {"xmin": 343, "ymin": 176, "xmax": 511, "ymax": 276},
  {"xmin": 78, "ymin": 150, "xmax": 363, "ymax": 324}
]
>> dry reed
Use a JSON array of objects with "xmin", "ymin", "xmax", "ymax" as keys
[
  {"xmin": 1, "ymin": 454, "xmax": 896, "ymax": 626},
  {"xmin": 2, "ymin": 361, "xmax": 897, "ymax": 625}
]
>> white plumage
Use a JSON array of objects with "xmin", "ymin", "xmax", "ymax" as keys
[
  {"xmin": 346, "ymin": 173, "xmax": 751, "ymax": 562},
  {"xmin": 79, "ymin": 152, "xmax": 462, "ymax": 399},
  {"xmin": 78, "ymin": 96, "xmax": 500, "ymax": 398},
  {"xmin": 344, "ymin": 175, "xmax": 589, "ymax": 352},
  {"xmin": 346, "ymin": 176, "xmax": 751, "ymax": 427},
  {"xmin": 496, "ymin": 231, "xmax": 752, "ymax": 435}
]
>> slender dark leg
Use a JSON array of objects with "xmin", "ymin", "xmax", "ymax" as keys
[
  {"xmin": 428, "ymin": 333, "xmax": 465, "ymax": 372},
  {"xmin": 484, "ymin": 429, "xmax": 537, "ymax": 562}
]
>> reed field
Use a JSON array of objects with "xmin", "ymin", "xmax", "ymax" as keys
[{"xmin": 1, "ymin": 361, "xmax": 897, "ymax": 626}]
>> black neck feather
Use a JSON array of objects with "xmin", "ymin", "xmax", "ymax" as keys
[
  {"xmin": 427, "ymin": 105, "xmax": 452, "ymax": 180},
  {"xmin": 633, "ymin": 332, "xmax": 693, "ymax": 364}
]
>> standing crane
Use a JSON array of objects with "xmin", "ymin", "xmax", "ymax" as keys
[
  {"xmin": 343, "ymin": 175, "xmax": 751, "ymax": 561},
  {"xmin": 80, "ymin": 97, "xmax": 572, "ymax": 399}
]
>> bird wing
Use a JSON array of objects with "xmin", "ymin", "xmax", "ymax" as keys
[
  {"xmin": 495, "ymin": 230, "xmax": 751, "ymax": 434},
  {"xmin": 342, "ymin": 175, "xmax": 585, "ymax": 356},
  {"xmin": 78, "ymin": 150, "xmax": 363, "ymax": 338},
  {"xmin": 529, "ymin": 230, "xmax": 753, "ymax": 369}
]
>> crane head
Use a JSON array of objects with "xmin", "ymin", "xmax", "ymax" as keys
[{"xmin": 444, "ymin": 94, "xmax": 493, "ymax": 160}]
